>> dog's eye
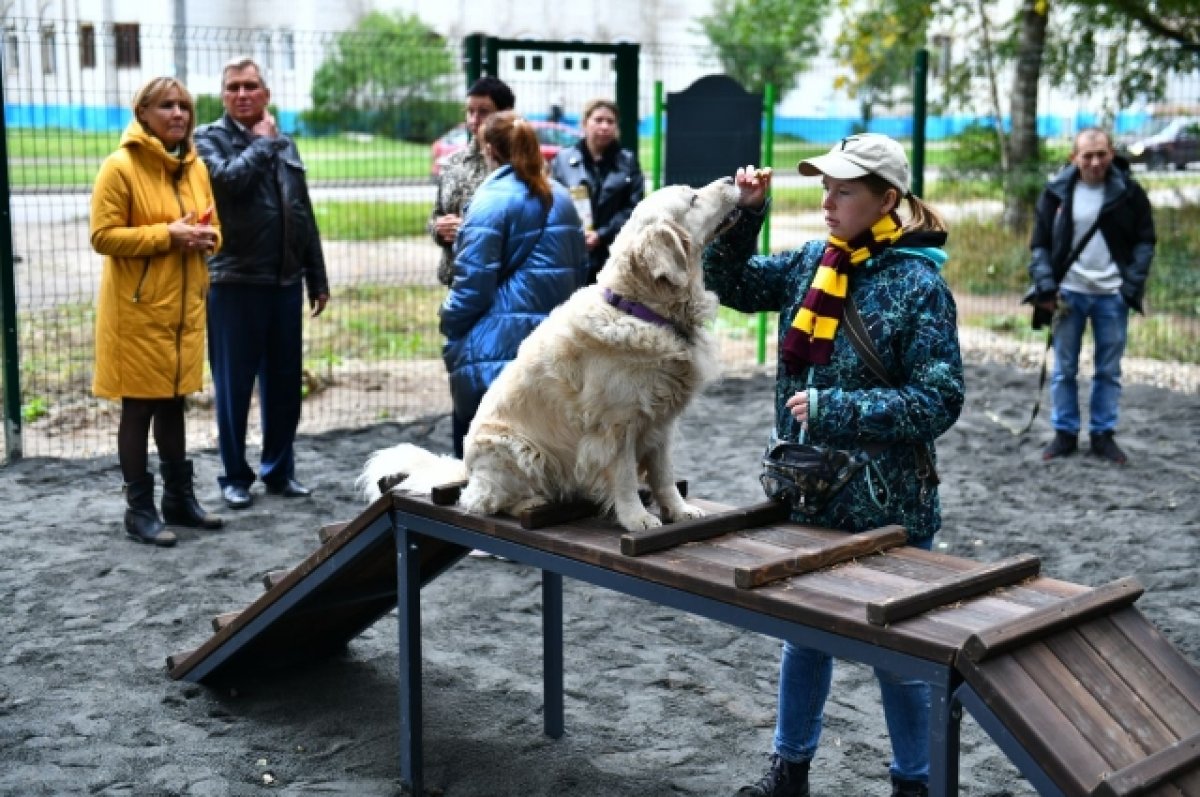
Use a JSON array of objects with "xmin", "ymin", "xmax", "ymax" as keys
[{"xmin": 689, "ymin": 194, "xmax": 698, "ymax": 207}]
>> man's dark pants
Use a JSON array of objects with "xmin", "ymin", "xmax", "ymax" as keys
[{"xmin": 208, "ymin": 281, "xmax": 304, "ymax": 490}]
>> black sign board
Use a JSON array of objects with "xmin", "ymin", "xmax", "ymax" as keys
[{"xmin": 665, "ymin": 75, "xmax": 762, "ymax": 187}]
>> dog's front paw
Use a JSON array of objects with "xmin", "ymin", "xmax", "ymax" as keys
[
  {"xmin": 617, "ymin": 508, "xmax": 663, "ymax": 532},
  {"xmin": 663, "ymin": 501, "xmax": 705, "ymax": 523}
]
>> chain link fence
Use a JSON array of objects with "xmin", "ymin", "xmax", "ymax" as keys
[{"xmin": 2, "ymin": 20, "xmax": 1197, "ymax": 460}]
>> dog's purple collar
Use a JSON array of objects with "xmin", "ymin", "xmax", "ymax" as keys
[{"xmin": 603, "ymin": 288, "xmax": 687, "ymax": 339}]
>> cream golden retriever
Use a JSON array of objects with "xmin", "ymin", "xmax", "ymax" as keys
[{"xmin": 358, "ymin": 176, "xmax": 742, "ymax": 531}]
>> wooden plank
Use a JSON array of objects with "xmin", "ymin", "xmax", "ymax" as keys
[
  {"xmin": 318, "ymin": 521, "xmax": 349, "ymax": 544},
  {"xmin": 962, "ymin": 577, "xmax": 1144, "ymax": 663},
  {"xmin": 1109, "ymin": 610, "xmax": 1200, "ymax": 714},
  {"xmin": 1042, "ymin": 627, "xmax": 1171, "ymax": 764},
  {"xmin": 734, "ymin": 526, "xmax": 908, "ymax": 589},
  {"xmin": 960, "ymin": 645, "xmax": 1104, "ymax": 797},
  {"xmin": 620, "ymin": 500, "xmax": 791, "ymax": 556},
  {"xmin": 211, "ymin": 611, "xmax": 240, "ymax": 632},
  {"xmin": 1090, "ymin": 732, "xmax": 1200, "ymax": 797},
  {"xmin": 865, "ymin": 553, "xmax": 1041, "ymax": 626}
]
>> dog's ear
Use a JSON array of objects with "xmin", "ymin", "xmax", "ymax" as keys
[{"xmin": 635, "ymin": 219, "xmax": 693, "ymax": 287}]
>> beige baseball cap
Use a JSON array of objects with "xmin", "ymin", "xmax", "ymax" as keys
[{"xmin": 798, "ymin": 133, "xmax": 911, "ymax": 195}]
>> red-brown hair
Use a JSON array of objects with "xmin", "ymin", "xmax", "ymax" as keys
[{"xmin": 482, "ymin": 111, "xmax": 552, "ymax": 208}]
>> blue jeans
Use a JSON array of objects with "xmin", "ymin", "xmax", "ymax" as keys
[
  {"xmin": 1050, "ymin": 289, "xmax": 1129, "ymax": 436},
  {"xmin": 773, "ymin": 537, "xmax": 933, "ymax": 783}
]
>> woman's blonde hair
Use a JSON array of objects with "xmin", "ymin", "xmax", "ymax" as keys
[
  {"xmin": 483, "ymin": 111, "xmax": 552, "ymax": 208},
  {"xmin": 132, "ymin": 76, "xmax": 196, "ymax": 149},
  {"xmin": 860, "ymin": 173, "xmax": 947, "ymax": 234}
]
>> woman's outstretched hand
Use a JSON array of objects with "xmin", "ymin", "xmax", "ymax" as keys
[{"xmin": 735, "ymin": 165, "xmax": 772, "ymax": 210}]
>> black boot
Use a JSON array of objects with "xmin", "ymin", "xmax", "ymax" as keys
[
  {"xmin": 891, "ymin": 777, "xmax": 929, "ymax": 797},
  {"xmin": 735, "ymin": 754, "xmax": 810, "ymax": 797},
  {"xmin": 161, "ymin": 460, "xmax": 224, "ymax": 529},
  {"xmin": 124, "ymin": 473, "xmax": 176, "ymax": 547}
]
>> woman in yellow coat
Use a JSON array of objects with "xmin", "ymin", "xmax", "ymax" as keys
[{"xmin": 91, "ymin": 76, "xmax": 224, "ymax": 547}]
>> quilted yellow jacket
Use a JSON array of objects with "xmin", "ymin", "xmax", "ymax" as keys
[{"xmin": 90, "ymin": 122, "xmax": 221, "ymax": 400}]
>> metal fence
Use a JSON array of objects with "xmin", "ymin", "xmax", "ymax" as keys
[{"xmin": 1, "ymin": 20, "xmax": 1197, "ymax": 461}]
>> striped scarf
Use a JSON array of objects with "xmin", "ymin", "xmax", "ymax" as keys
[{"xmin": 781, "ymin": 212, "xmax": 905, "ymax": 373}]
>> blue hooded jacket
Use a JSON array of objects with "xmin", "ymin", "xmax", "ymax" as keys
[{"xmin": 440, "ymin": 164, "xmax": 589, "ymax": 421}]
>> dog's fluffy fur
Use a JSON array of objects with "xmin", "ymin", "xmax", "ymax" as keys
[{"xmin": 358, "ymin": 176, "xmax": 742, "ymax": 531}]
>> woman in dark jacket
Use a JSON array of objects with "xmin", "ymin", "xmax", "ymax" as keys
[
  {"xmin": 441, "ymin": 111, "xmax": 589, "ymax": 457},
  {"xmin": 549, "ymin": 98, "xmax": 644, "ymax": 282}
]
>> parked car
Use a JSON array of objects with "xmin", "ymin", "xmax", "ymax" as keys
[
  {"xmin": 1120, "ymin": 117, "xmax": 1200, "ymax": 171},
  {"xmin": 430, "ymin": 120, "xmax": 582, "ymax": 176}
]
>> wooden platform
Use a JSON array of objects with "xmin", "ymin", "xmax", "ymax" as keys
[{"xmin": 167, "ymin": 490, "xmax": 1200, "ymax": 796}]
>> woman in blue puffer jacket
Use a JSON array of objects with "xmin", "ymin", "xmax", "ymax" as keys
[{"xmin": 440, "ymin": 111, "xmax": 589, "ymax": 457}]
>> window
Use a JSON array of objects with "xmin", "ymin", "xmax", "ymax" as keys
[
  {"xmin": 40, "ymin": 25, "xmax": 55, "ymax": 75},
  {"xmin": 113, "ymin": 23, "xmax": 140, "ymax": 68},
  {"xmin": 4, "ymin": 27, "xmax": 19, "ymax": 75},
  {"xmin": 256, "ymin": 30, "xmax": 272, "ymax": 71},
  {"xmin": 79, "ymin": 24, "xmax": 95, "ymax": 69},
  {"xmin": 281, "ymin": 30, "xmax": 295, "ymax": 71},
  {"xmin": 581, "ymin": 57, "xmax": 590, "ymax": 71},
  {"xmin": 515, "ymin": 54, "xmax": 526, "ymax": 71},
  {"xmin": 531, "ymin": 55, "xmax": 543, "ymax": 71},
  {"xmin": 563, "ymin": 56, "xmax": 573, "ymax": 71}
]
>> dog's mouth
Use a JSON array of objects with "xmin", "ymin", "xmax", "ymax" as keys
[{"xmin": 708, "ymin": 207, "xmax": 742, "ymax": 242}]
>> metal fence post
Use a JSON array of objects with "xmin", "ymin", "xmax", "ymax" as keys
[
  {"xmin": 0, "ymin": 69, "xmax": 22, "ymax": 463},
  {"xmin": 614, "ymin": 43, "xmax": 640, "ymax": 152},
  {"xmin": 463, "ymin": 33, "xmax": 483, "ymax": 88},
  {"xmin": 912, "ymin": 48, "xmax": 929, "ymax": 198},
  {"xmin": 757, "ymin": 83, "xmax": 776, "ymax": 366}
]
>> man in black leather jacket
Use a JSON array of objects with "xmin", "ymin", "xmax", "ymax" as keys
[
  {"xmin": 1027, "ymin": 127, "xmax": 1155, "ymax": 464},
  {"xmin": 194, "ymin": 57, "xmax": 330, "ymax": 510}
]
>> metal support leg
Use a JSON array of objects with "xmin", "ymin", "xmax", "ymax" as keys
[
  {"xmin": 927, "ymin": 673, "xmax": 962, "ymax": 797},
  {"xmin": 542, "ymin": 570, "xmax": 564, "ymax": 738},
  {"xmin": 397, "ymin": 526, "xmax": 423, "ymax": 795}
]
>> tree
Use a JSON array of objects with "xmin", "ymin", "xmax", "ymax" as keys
[
  {"xmin": 833, "ymin": 0, "xmax": 933, "ymax": 129},
  {"xmin": 308, "ymin": 12, "xmax": 459, "ymax": 140},
  {"xmin": 834, "ymin": 0, "xmax": 1200, "ymax": 230},
  {"xmin": 696, "ymin": 0, "xmax": 829, "ymax": 97}
]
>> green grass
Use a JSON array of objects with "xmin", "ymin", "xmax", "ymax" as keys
[{"xmin": 312, "ymin": 200, "xmax": 429, "ymax": 239}]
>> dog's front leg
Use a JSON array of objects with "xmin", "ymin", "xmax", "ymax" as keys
[
  {"xmin": 641, "ymin": 424, "xmax": 704, "ymax": 523},
  {"xmin": 583, "ymin": 428, "xmax": 661, "ymax": 531}
]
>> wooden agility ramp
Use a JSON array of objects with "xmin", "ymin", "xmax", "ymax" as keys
[{"xmin": 168, "ymin": 487, "xmax": 1200, "ymax": 796}]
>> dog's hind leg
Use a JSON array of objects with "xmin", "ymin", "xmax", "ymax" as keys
[{"xmin": 639, "ymin": 423, "xmax": 704, "ymax": 523}]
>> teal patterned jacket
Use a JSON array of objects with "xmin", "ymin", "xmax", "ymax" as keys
[{"xmin": 702, "ymin": 208, "xmax": 965, "ymax": 541}]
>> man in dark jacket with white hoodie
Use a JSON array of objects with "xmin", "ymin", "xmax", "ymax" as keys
[
  {"xmin": 195, "ymin": 57, "xmax": 330, "ymax": 509},
  {"xmin": 1028, "ymin": 127, "xmax": 1155, "ymax": 464}
]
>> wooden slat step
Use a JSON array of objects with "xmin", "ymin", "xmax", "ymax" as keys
[
  {"xmin": 211, "ymin": 611, "xmax": 240, "ymax": 632},
  {"xmin": 963, "ymin": 577, "xmax": 1144, "ymax": 663},
  {"xmin": 166, "ymin": 647, "xmax": 197, "ymax": 672},
  {"xmin": 431, "ymin": 480, "xmax": 469, "ymax": 505},
  {"xmin": 262, "ymin": 570, "xmax": 289, "ymax": 591},
  {"xmin": 1090, "ymin": 730, "xmax": 1200, "ymax": 797},
  {"xmin": 620, "ymin": 500, "xmax": 789, "ymax": 556},
  {"xmin": 866, "ymin": 553, "xmax": 1041, "ymax": 626},
  {"xmin": 734, "ymin": 525, "xmax": 907, "ymax": 589},
  {"xmin": 318, "ymin": 521, "xmax": 349, "ymax": 544},
  {"xmin": 518, "ymin": 481, "xmax": 692, "ymax": 530}
]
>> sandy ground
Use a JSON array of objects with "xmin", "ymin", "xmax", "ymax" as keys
[{"xmin": 1, "ymin": 359, "xmax": 1198, "ymax": 797}]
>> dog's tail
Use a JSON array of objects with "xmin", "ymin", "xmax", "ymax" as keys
[{"xmin": 356, "ymin": 443, "xmax": 468, "ymax": 503}]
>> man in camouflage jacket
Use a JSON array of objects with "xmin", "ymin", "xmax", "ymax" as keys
[{"xmin": 428, "ymin": 77, "xmax": 515, "ymax": 286}]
